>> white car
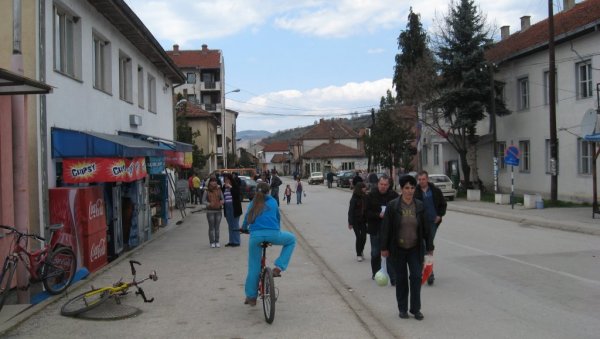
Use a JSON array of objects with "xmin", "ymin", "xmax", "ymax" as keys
[
  {"xmin": 429, "ymin": 174, "xmax": 456, "ymax": 201},
  {"xmin": 308, "ymin": 172, "xmax": 324, "ymax": 185}
]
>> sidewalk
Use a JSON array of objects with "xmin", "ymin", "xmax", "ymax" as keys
[
  {"xmin": 447, "ymin": 199, "xmax": 600, "ymax": 236},
  {"xmin": 1, "ymin": 203, "xmax": 374, "ymax": 338}
]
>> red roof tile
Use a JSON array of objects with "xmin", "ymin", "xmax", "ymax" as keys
[
  {"xmin": 179, "ymin": 103, "xmax": 220, "ymax": 124},
  {"xmin": 302, "ymin": 143, "xmax": 365, "ymax": 159},
  {"xmin": 262, "ymin": 141, "xmax": 289, "ymax": 152},
  {"xmin": 301, "ymin": 119, "xmax": 359, "ymax": 140},
  {"xmin": 167, "ymin": 45, "xmax": 222, "ymax": 69},
  {"xmin": 270, "ymin": 154, "xmax": 289, "ymax": 163},
  {"xmin": 486, "ymin": 0, "xmax": 600, "ymax": 63}
]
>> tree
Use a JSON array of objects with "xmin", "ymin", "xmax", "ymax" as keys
[
  {"xmin": 393, "ymin": 8, "xmax": 437, "ymax": 106},
  {"xmin": 365, "ymin": 90, "xmax": 416, "ymax": 175},
  {"xmin": 175, "ymin": 103, "xmax": 207, "ymax": 172},
  {"xmin": 430, "ymin": 0, "xmax": 508, "ymax": 188},
  {"xmin": 238, "ymin": 148, "xmax": 254, "ymax": 168}
]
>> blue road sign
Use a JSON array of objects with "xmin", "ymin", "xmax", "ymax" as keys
[{"xmin": 505, "ymin": 146, "xmax": 520, "ymax": 166}]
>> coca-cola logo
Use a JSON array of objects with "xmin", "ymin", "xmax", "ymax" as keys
[
  {"xmin": 90, "ymin": 238, "xmax": 106, "ymax": 261},
  {"xmin": 89, "ymin": 199, "xmax": 104, "ymax": 219}
]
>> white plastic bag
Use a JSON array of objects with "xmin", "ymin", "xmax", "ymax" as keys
[{"xmin": 375, "ymin": 256, "xmax": 390, "ymax": 286}]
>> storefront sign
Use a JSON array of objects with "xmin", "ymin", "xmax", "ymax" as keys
[
  {"xmin": 147, "ymin": 156, "xmax": 166, "ymax": 174},
  {"xmin": 165, "ymin": 150, "xmax": 192, "ymax": 169},
  {"xmin": 63, "ymin": 157, "xmax": 147, "ymax": 183}
]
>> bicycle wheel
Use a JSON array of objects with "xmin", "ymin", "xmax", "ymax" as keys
[
  {"xmin": 42, "ymin": 247, "xmax": 77, "ymax": 294},
  {"xmin": 261, "ymin": 267, "xmax": 276, "ymax": 324},
  {"xmin": 60, "ymin": 288, "xmax": 110, "ymax": 316},
  {"xmin": 0, "ymin": 259, "xmax": 16, "ymax": 312}
]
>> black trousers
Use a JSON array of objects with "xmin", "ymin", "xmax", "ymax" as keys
[
  {"xmin": 394, "ymin": 246, "xmax": 422, "ymax": 314},
  {"xmin": 352, "ymin": 223, "xmax": 367, "ymax": 256}
]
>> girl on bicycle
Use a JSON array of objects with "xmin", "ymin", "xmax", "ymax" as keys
[{"xmin": 240, "ymin": 182, "xmax": 296, "ymax": 306}]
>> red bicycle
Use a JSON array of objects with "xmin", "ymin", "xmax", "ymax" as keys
[{"xmin": 0, "ymin": 224, "xmax": 77, "ymax": 311}]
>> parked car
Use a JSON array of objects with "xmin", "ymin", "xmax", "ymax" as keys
[
  {"xmin": 336, "ymin": 171, "xmax": 354, "ymax": 188},
  {"xmin": 308, "ymin": 172, "xmax": 324, "ymax": 185},
  {"xmin": 428, "ymin": 174, "xmax": 457, "ymax": 201},
  {"xmin": 239, "ymin": 176, "xmax": 257, "ymax": 201}
]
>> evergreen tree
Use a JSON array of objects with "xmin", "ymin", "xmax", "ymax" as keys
[{"xmin": 430, "ymin": 0, "xmax": 508, "ymax": 188}]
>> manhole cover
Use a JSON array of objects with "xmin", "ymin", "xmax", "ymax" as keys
[{"xmin": 73, "ymin": 300, "xmax": 142, "ymax": 321}]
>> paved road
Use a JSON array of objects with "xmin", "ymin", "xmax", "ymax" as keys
[{"xmin": 282, "ymin": 178, "xmax": 600, "ymax": 339}]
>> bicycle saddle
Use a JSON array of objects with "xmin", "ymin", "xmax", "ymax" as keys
[{"xmin": 259, "ymin": 242, "xmax": 272, "ymax": 248}]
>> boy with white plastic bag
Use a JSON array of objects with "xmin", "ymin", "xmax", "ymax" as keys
[{"xmin": 380, "ymin": 175, "xmax": 434, "ymax": 321}]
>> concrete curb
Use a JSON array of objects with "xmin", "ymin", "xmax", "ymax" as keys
[
  {"xmin": 0, "ymin": 212, "xmax": 186, "ymax": 336},
  {"xmin": 447, "ymin": 204, "xmax": 600, "ymax": 236}
]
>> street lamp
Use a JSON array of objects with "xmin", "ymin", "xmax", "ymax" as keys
[{"xmin": 222, "ymin": 89, "xmax": 240, "ymax": 168}]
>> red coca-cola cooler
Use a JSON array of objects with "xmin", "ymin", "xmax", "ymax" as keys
[{"xmin": 49, "ymin": 186, "xmax": 108, "ymax": 273}]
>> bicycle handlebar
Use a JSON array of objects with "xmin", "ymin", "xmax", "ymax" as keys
[
  {"xmin": 239, "ymin": 228, "xmax": 249, "ymax": 234},
  {"xmin": 0, "ymin": 224, "xmax": 45, "ymax": 242}
]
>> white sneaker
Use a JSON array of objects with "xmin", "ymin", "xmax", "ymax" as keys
[
  {"xmin": 211, "ymin": 243, "xmax": 216, "ymax": 248},
  {"xmin": 357, "ymin": 256, "xmax": 363, "ymax": 262},
  {"xmin": 216, "ymin": 242, "xmax": 221, "ymax": 248}
]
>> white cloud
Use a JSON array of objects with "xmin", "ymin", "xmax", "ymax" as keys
[{"xmin": 367, "ymin": 48, "xmax": 385, "ymax": 54}]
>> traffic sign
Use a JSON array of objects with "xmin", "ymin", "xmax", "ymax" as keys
[{"xmin": 505, "ymin": 145, "xmax": 520, "ymax": 166}]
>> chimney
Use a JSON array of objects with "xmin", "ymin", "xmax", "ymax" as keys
[
  {"xmin": 202, "ymin": 44, "xmax": 208, "ymax": 51},
  {"xmin": 172, "ymin": 44, "xmax": 179, "ymax": 55},
  {"xmin": 563, "ymin": 0, "xmax": 575, "ymax": 11},
  {"xmin": 500, "ymin": 25, "xmax": 510, "ymax": 40},
  {"xmin": 520, "ymin": 16, "xmax": 531, "ymax": 31}
]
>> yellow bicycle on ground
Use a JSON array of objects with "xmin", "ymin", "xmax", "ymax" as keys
[{"xmin": 60, "ymin": 260, "xmax": 157, "ymax": 317}]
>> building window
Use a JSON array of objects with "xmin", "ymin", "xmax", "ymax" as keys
[
  {"xmin": 576, "ymin": 60, "xmax": 593, "ymax": 99},
  {"xmin": 578, "ymin": 138, "xmax": 594, "ymax": 175},
  {"xmin": 519, "ymin": 140, "xmax": 530, "ymax": 172},
  {"xmin": 341, "ymin": 162, "xmax": 355, "ymax": 170},
  {"xmin": 496, "ymin": 141, "xmax": 506, "ymax": 170},
  {"xmin": 187, "ymin": 94, "xmax": 196, "ymax": 102},
  {"xmin": 119, "ymin": 52, "xmax": 132, "ymax": 102},
  {"xmin": 53, "ymin": 5, "xmax": 81, "ymax": 78},
  {"xmin": 543, "ymin": 70, "xmax": 558, "ymax": 105},
  {"xmin": 422, "ymin": 145, "xmax": 428, "ymax": 166},
  {"xmin": 517, "ymin": 77, "xmax": 529, "ymax": 110},
  {"xmin": 187, "ymin": 72, "xmax": 196, "ymax": 84},
  {"xmin": 92, "ymin": 33, "xmax": 110, "ymax": 92},
  {"xmin": 148, "ymin": 74, "xmax": 156, "ymax": 113},
  {"xmin": 137, "ymin": 66, "xmax": 144, "ymax": 108},
  {"xmin": 433, "ymin": 144, "xmax": 440, "ymax": 166},
  {"xmin": 310, "ymin": 163, "xmax": 321, "ymax": 173}
]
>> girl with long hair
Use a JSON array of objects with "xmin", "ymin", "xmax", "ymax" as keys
[
  {"xmin": 348, "ymin": 182, "xmax": 368, "ymax": 262},
  {"xmin": 202, "ymin": 176, "xmax": 224, "ymax": 248},
  {"xmin": 240, "ymin": 182, "xmax": 296, "ymax": 306}
]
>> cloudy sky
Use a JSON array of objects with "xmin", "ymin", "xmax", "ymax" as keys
[{"xmin": 125, "ymin": 0, "xmax": 571, "ymax": 133}]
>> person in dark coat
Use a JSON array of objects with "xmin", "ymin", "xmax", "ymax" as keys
[
  {"xmin": 223, "ymin": 173, "xmax": 243, "ymax": 247},
  {"xmin": 381, "ymin": 174, "xmax": 434, "ymax": 321},
  {"xmin": 348, "ymin": 182, "xmax": 368, "ymax": 262},
  {"xmin": 326, "ymin": 171, "xmax": 335, "ymax": 188},
  {"xmin": 365, "ymin": 175, "xmax": 399, "ymax": 282},
  {"xmin": 414, "ymin": 171, "xmax": 447, "ymax": 284},
  {"xmin": 352, "ymin": 171, "xmax": 363, "ymax": 189}
]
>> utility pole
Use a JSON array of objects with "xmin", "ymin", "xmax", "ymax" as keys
[
  {"xmin": 490, "ymin": 63, "xmax": 498, "ymax": 194},
  {"xmin": 548, "ymin": 0, "xmax": 558, "ymax": 201}
]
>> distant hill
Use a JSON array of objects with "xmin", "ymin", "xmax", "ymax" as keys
[{"xmin": 237, "ymin": 130, "xmax": 272, "ymax": 140}]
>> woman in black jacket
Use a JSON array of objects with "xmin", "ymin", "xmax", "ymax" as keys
[{"xmin": 348, "ymin": 182, "xmax": 368, "ymax": 262}]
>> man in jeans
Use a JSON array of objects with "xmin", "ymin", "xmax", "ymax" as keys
[{"xmin": 365, "ymin": 175, "xmax": 398, "ymax": 283}]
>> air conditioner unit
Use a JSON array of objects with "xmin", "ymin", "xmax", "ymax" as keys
[{"xmin": 129, "ymin": 114, "xmax": 142, "ymax": 127}]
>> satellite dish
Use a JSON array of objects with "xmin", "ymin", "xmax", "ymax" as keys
[{"xmin": 580, "ymin": 108, "xmax": 599, "ymax": 137}]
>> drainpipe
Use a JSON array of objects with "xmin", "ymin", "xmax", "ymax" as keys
[{"xmin": 12, "ymin": 0, "xmax": 30, "ymax": 304}]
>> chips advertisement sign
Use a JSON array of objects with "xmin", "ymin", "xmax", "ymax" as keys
[{"xmin": 63, "ymin": 157, "xmax": 147, "ymax": 183}]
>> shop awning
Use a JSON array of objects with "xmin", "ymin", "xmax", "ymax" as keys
[
  {"xmin": 117, "ymin": 131, "xmax": 194, "ymax": 168},
  {"xmin": 0, "ymin": 68, "xmax": 52, "ymax": 95},
  {"xmin": 52, "ymin": 127, "xmax": 164, "ymax": 158}
]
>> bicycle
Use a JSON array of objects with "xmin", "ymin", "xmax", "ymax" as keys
[
  {"xmin": 60, "ymin": 260, "xmax": 157, "ymax": 317},
  {"xmin": 240, "ymin": 229, "xmax": 277, "ymax": 324},
  {"xmin": 0, "ymin": 224, "xmax": 77, "ymax": 311}
]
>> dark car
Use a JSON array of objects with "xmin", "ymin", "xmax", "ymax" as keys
[
  {"xmin": 336, "ymin": 171, "xmax": 354, "ymax": 188},
  {"xmin": 239, "ymin": 176, "xmax": 257, "ymax": 201}
]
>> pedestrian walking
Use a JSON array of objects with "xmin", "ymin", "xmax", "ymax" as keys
[
  {"xmin": 365, "ymin": 175, "xmax": 399, "ymax": 283},
  {"xmin": 381, "ymin": 174, "xmax": 434, "ymax": 321},
  {"xmin": 326, "ymin": 171, "xmax": 335, "ymax": 188},
  {"xmin": 367, "ymin": 170, "xmax": 378, "ymax": 190},
  {"xmin": 284, "ymin": 184, "xmax": 292, "ymax": 205},
  {"xmin": 202, "ymin": 176, "xmax": 224, "ymax": 248},
  {"xmin": 188, "ymin": 174, "xmax": 194, "ymax": 203},
  {"xmin": 270, "ymin": 170, "xmax": 283, "ymax": 206},
  {"xmin": 414, "ymin": 171, "xmax": 446, "ymax": 285},
  {"xmin": 352, "ymin": 171, "xmax": 363, "ymax": 189},
  {"xmin": 223, "ymin": 174, "xmax": 243, "ymax": 247},
  {"xmin": 241, "ymin": 182, "xmax": 297, "ymax": 306},
  {"xmin": 348, "ymin": 182, "xmax": 368, "ymax": 262},
  {"xmin": 294, "ymin": 177, "xmax": 304, "ymax": 204},
  {"xmin": 192, "ymin": 173, "xmax": 201, "ymax": 204}
]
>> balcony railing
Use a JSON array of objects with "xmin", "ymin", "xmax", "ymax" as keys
[
  {"xmin": 204, "ymin": 103, "xmax": 217, "ymax": 111},
  {"xmin": 201, "ymin": 81, "xmax": 221, "ymax": 91}
]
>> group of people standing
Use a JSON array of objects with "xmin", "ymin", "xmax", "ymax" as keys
[
  {"xmin": 201, "ymin": 172, "xmax": 244, "ymax": 248},
  {"xmin": 347, "ymin": 171, "xmax": 447, "ymax": 321}
]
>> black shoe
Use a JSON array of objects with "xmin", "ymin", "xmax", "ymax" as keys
[
  {"xmin": 225, "ymin": 243, "xmax": 232, "ymax": 247},
  {"xmin": 399, "ymin": 312, "xmax": 409, "ymax": 319},
  {"xmin": 427, "ymin": 272, "xmax": 435, "ymax": 285},
  {"xmin": 390, "ymin": 279, "xmax": 396, "ymax": 286},
  {"xmin": 231, "ymin": 243, "xmax": 240, "ymax": 247},
  {"xmin": 411, "ymin": 311, "xmax": 424, "ymax": 320}
]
